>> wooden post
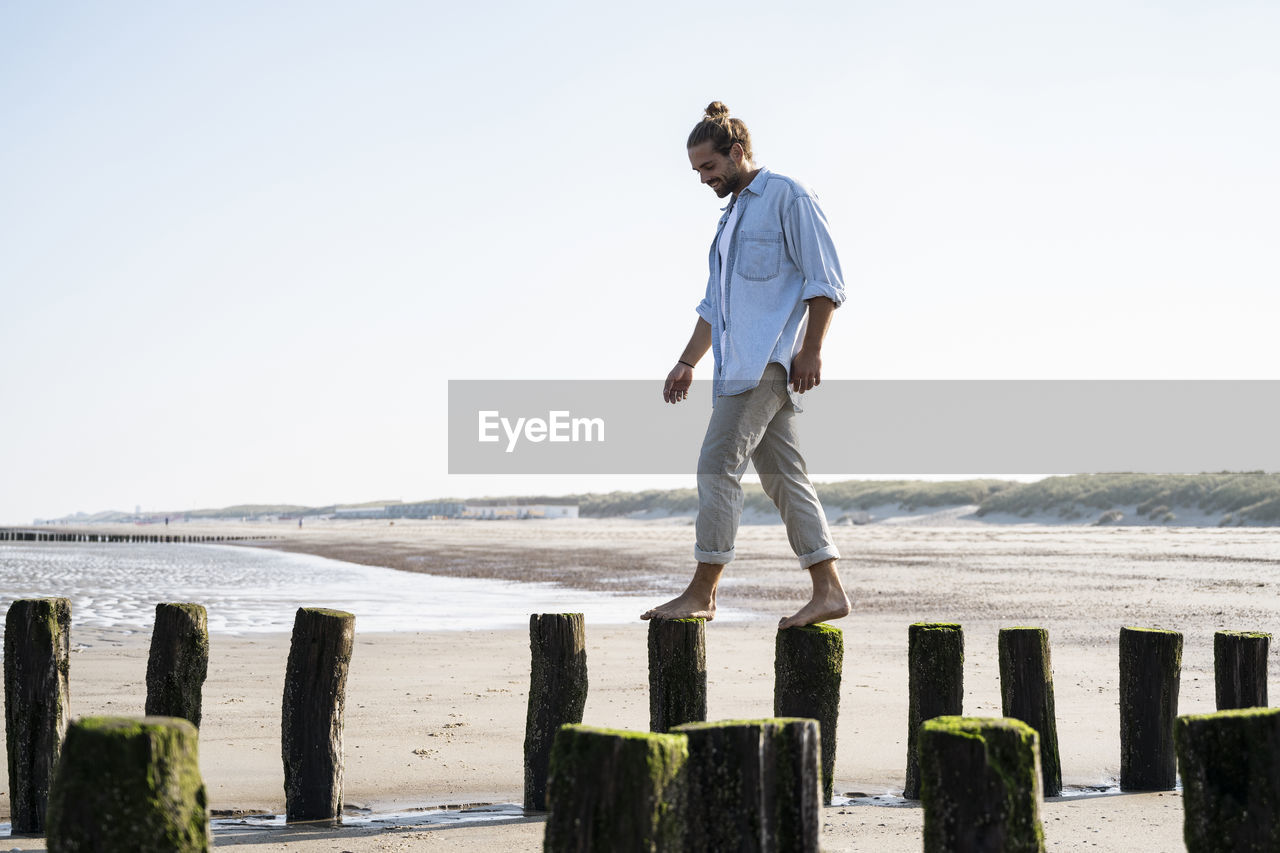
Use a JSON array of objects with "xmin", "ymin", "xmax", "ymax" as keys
[
  {"xmin": 146, "ymin": 603, "xmax": 210, "ymax": 727},
  {"xmin": 999, "ymin": 627, "xmax": 1062, "ymax": 797},
  {"xmin": 774, "ymin": 623, "xmax": 842, "ymax": 804},
  {"xmin": 676, "ymin": 717, "xmax": 822, "ymax": 853},
  {"xmin": 1176, "ymin": 707, "xmax": 1280, "ymax": 851},
  {"xmin": 1119, "ymin": 626, "xmax": 1182, "ymax": 791},
  {"xmin": 905, "ymin": 622, "xmax": 964, "ymax": 799},
  {"xmin": 544, "ymin": 724, "xmax": 688, "ymax": 852},
  {"xmin": 919, "ymin": 716, "xmax": 1044, "ymax": 853},
  {"xmin": 1214, "ymin": 630, "xmax": 1270, "ymax": 710},
  {"xmin": 524, "ymin": 613, "xmax": 588, "ymax": 811},
  {"xmin": 281, "ymin": 607, "xmax": 354, "ymax": 822},
  {"xmin": 4, "ymin": 597, "xmax": 72, "ymax": 834},
  {"xmin": 648, "ymin": 617, "xmax": 706, "ymax": 733},
  {"xmin": 45, "ymin": 716, "xmax": 210, "ymax": 851}
]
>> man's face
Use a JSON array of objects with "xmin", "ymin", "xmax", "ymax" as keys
[{"xmin": 688, "ymin": 141, "xmax": 743, "ymax": 199}]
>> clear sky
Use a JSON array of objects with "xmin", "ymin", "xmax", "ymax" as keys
[{"xmin": 1, "ymin": 1, "xmax": 1277, "ymax": 523}]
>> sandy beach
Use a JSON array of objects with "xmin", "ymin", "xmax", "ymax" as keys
[{"xmin": 2, "ymin": 517, "xmax": 1278, "ymax": 850}]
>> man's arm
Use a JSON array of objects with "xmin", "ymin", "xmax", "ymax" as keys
[
  {"xmin": 789, "ymin": 296, "xmax": 834, "ymax": 393},
  {"xmin": 782, "ymin": 191, "xmax": 845, "ymax": 394},
  {"xmin": 664, "ymin": 318, "xmax": 712, "ymax": 403}
]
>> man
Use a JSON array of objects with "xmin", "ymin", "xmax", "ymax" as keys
[{"xmin": 641, "ymin": 101, "xmax": 851, "ymax": 630}]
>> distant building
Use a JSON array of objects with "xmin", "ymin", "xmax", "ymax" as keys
[
  {"xmin": 333, "ymin": 505, "xmax": 389, "ymax": 519},
  {"xmin": 461, "ymin": 499, "xmax": 578, "ymax": 520},
  {"xmin": 386, "ymin": 502, "xmax": 468, "ymax": 519}
]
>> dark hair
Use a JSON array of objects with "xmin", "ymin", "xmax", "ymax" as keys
[{"xmin": 686, "ymin": 101, "xmax": 753, "ymax": 160}]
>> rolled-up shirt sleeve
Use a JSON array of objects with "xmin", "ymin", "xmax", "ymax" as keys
[
  {"xmin": 784, "ymin": 195, "xmax": 846, "ymax": 307},
  {"xmin": 696, "ymin": 278, "xmax": 716, "ymax": 323}
]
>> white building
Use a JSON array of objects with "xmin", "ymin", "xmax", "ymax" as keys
[{"xmin": 461, "ymin": 501, "xmax": 578, "ymax": 520}]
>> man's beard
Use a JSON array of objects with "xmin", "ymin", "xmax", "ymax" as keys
[{"xmin": 712, "ymin": 162, "xmax": 742, "ymax": 197}]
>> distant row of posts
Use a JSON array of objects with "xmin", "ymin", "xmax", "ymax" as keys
[
  {"xmin": 2, "ymin": 599, "xmax": 1276, "ymax": 850},
  {"xmin": 0, "ymin": 528, "xmax": 278, "ymax": 543}
]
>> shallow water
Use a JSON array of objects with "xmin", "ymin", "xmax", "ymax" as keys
[
  {"xmin": 0, "ymin": 542, "xmax": 745, "ymax": 634},
  {"xmin": 0, "ymin": 803, "xmax": 531, "ymax": 838}
]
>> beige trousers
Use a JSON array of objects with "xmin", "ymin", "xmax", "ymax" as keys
[{"xmin": 694, "ymin": 363, "xmax": 840, "ymax": 569}]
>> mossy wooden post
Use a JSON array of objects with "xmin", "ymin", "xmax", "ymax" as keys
[
  {"xmin": 281, "ymin": 607, "xmax": 354, "ymax": 823},
  {"xmin": 648, "ymin": 617, "xmax": 706, "ymax": 734},
  {"xmin": 145, "ymin": 603, "xmax": 210, "ymax": 727},
  {"xmin": 1119, "ymin": 626, "xmax": 1182, "ymax": 791},
  {"xmin": 543, "ymin": 724, "xmax": 687, "ymax": 852},
  {"xmin": 4, "ymin": 597, "xmax": 71, "ymax": 834},
  {"xmin": 676, "ymin": 717, "xmax": 822, "ymax": 852},
  {"xmin": 1214, "ymin": 630, "xmax": 1270, "ymax": 710},
  {"xmin": 524, "ymin": 613, "xmax": 587, "ymax": 811},
  {"xmin": 1176, "ymin": 707, "xmax": 1280, "ymax": 851},
  {"xmin": 999, "ymin": 627, "xmax": 1062, "ymax": 797},
  {"xmin": 774, "ymin": 622, "xmax": 842, "ymax": 804},
  {"xmin": 45, "ymin": 716, "xmax": 210, "ymax": 852},
  {"xmin": 920, "ymin": 716, "xmax": 1044, "ymax": 853},
  {"xmin": 905, "ymin": 622, "xmax": 964, "ymax": 799}
]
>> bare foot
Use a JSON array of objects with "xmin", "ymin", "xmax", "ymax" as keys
[
  {"xmin": 778, "ymin": 588, "xmax": 850, "ymax": 629},
  {"xmin": 641, "ymin": 589, "xmax": 716, "ymax": 621},
  {"xmin": 641, "ymin": 562, "xmax": 723, "ymax": 621},
  {"xmin": 780, "ymin": 558, "xmax": 851, "ymax": 629}
]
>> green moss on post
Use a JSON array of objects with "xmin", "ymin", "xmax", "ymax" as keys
[
  {"xmin": 5, "ymin": 597, "xmax": 72, "ymax": 834},
  {"xmin": 45, "ymin": 716, "xmax": 210, "ymax": 852},
  {"xmin": 999, "ymin": 627, "xmax": 1062, "ymax": 797},
  {"xmin": 1119, "ymin": 626, "xmax": 1182, "ymax": 791},
  {"xmin": 920, "ymin": 716, "xmax": 1044, "ymax": 853},
  {"xmin": 146, "ymin": 603, "xmax": 210, "ymax": 728},
  {"xmin": 774, "ymin": 622, "xmax": 842, "ymax": 804},
  {"xmin": 525, "ymin": 613, "xmax": 588, "ymax": 811},
  {"xmin": 676, "ymin": 717, "xmax": 822, "ymax": 852},
  {"xmin": 543, "ymin": 724, "xmax": 688, "ymax": 852},
  {"xmin": 648, "ymin": 617, "xmax": 707, "ymax": 734},
  {"xmin": 905, "ymin": 622, "xmax": 964, "ymax": 800},
  {"xmin": 281, "ymin": 607, "xmax": 354, "ymax": 823},
  {"xmin": 1214, "ymin": 630, "xmax": 1270, "ymax": 711},
  {"xmin": 1176, "ymin": 707, "xmax": 1280, "ymax": 852}
]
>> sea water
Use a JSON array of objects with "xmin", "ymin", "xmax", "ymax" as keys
[{"xmin": 0, "ymin": 542, "xmax": 739, "ymax": 634}]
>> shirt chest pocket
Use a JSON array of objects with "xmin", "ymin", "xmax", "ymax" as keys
[{"xmin": 735, "ymin": 230, "xmax": 782, "ymax": 281}]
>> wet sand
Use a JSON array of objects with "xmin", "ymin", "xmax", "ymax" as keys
[{"xmin": 2, "ymin": 518, "xmax": 1278, "ymax": 850}]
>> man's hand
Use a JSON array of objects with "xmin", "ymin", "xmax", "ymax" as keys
[
  {"xmin": 664, "ymin": 362, "xmax": 694, "ymax": 403},
  {"xmin": 790, "ymin": 348, "xmax": 821, "ymax": 393}
]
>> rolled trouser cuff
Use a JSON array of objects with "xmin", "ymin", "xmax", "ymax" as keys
[
  {"xmin": 694, "ymin": 545, "xmax": 736, "ymax": 565},
  {"xmin": 798, "ymin": 544, "xmax": 840, "ymax": 569}
]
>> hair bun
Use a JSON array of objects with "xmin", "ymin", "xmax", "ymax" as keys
[{"xmin": 704, "ymin": 101, "xmax": 730, "ymax": 120}]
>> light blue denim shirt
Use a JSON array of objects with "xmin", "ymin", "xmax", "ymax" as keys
[{"xmin": 695, "ymin": 167, "xmax": 846, "ymax": 408}]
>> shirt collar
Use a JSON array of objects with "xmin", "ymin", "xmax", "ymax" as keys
[
  {"xmin": 719, "ymin": 166, "xmax": 770, "ymax": 213},
  {"xmin": 741, "ymin": 165, "xmax": 769, "ymax": 197}
]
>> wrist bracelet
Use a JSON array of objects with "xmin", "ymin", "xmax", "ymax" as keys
[{"xmin": 678, "ymin": 360, "xmax": 695, "ymax": 369}]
